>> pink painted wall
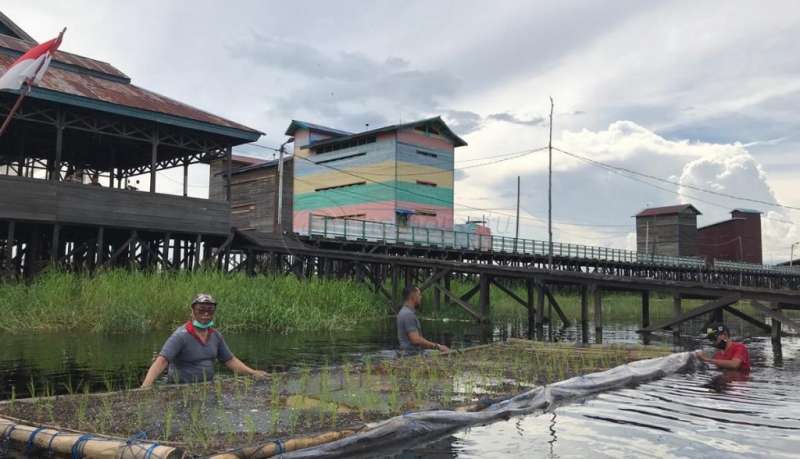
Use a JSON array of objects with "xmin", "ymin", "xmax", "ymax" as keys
[
  {"xmin": 396, "ymin": 129, "xmax": 455, "ymax": 152},
  {"xmin": 294, "ymin": 201, "xmax": 454, "ymax": 233}
]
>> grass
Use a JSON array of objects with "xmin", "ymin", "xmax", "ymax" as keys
[
  {"xmin": 0, "ymin": 341, "xmax": 672, "ymax": 456},
  {"xmin": 0, "ymin": 268, "xmax": 385, "ymax": 334},
  {"xmin": 0, "ymin": 268, "xmax": 775, "ymax": 335}
]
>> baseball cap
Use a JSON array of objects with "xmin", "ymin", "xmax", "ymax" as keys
[
  {"xmin": 706, "ymin": 323, "xmax": 729, "ymax": 341},
  {"xmin": 191, "ymin": 293, "xmax": 217, "ymax": 306}
]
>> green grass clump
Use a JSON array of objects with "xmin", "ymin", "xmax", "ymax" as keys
[{"xmin": 0, "ymin": 269, "xmax": 384, "ymax": 334}]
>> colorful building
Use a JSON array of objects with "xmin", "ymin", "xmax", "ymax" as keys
[{"xmin": 287, "ymin": 117, "xmax": 466, "ymax": 233}]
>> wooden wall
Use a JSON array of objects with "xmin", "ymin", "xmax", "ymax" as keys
[
  {"xmin": 636, "ymin": 212, "xmax": 698, "ymax": 257},
  {"xmin": 210, "ymin": 159, "xmax": 293, "ymax": 233},
  {"xmin": 0, "ymin": 175, "xmax": 231, "ymax": 235}
]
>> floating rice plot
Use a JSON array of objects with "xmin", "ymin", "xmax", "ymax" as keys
[{"xmin": 0, "ymin": 340, "xmax": 673, "ymax": 458}]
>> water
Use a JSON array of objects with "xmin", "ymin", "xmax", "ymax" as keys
[{"xmin": 2, "ymin": 318, "xmax": 798, "ymax": 457}]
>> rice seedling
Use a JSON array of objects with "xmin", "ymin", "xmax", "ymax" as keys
[
  {"xmin": 163, "ymin": 404, "xmax": 175, "ymax": 440},
  {"xmin": 244, "ymin": 414, "xmax": 256, "ymax": 444}
]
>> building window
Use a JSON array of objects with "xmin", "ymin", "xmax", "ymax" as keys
[
  {"xmin": 415, "ymin": 125, "xmax": 441, "ymax": 136},
  {"xmin": 316, "ymin": 152, "xmax": 367, "ymax": 164},
  {"xmin": 315, "ymin": 181, "xmax": 367, "ymax": 192},
  {"xmin": 326, "ymin": 213, "xmax": 366, "ymax": 220},
  {"xmin": 397, "ymin": 213, "xmax": 410, "ymax": 226},
  {"xmin": 416, "ymin": 150, "xmax": 437, "ymax": 159},
  {"xmin": 312, "ymin": 136, "xmax": 376, "ymax": 154},
  {"xmin": 416, "ymin": 180, "xmax": 437, "ymax": 187},
  {"xmin": 416, "ymin": 210, "xmax": 437, "ymax": 217}
]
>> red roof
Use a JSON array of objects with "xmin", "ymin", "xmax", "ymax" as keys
[
  {"xmin": 231, "ymin": 154, "xmax": 266, "ymax": 166},
  {"xmin": 0, "ymin": 34, "xmax": 261, "ymax": 138},
  {"xmin": 636, "ymin": 204, "xmax": 701, "ymax": 217}
]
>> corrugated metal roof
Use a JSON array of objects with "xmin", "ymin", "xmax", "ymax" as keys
[
  {"xmin": 285, "ymin": 120, "xmax": 352, "ymax": 137},
  {"xmin": 0, "ymin": 12, "xmax": 36, "ymax": 43},
  {"xmin": 0, "ymin": 35, "xmax": 262, "ymax": 139},
  {"xmin": 635, "ymin": 204, "xmax": 702, "ymax": 217},
  {"xmin": 301, "ymin": 116, "xmax": 468, "ymax": 149}
]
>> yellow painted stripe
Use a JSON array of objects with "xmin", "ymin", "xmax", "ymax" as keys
[{"xmin": 294, "ymin": 161, "xmax": 453, "ymax": 194}]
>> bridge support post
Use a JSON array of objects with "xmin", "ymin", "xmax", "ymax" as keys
[
  {"xmin": 771, "ymin": 303, "xmax": 782, "ymax": 344},
  {"xmin": 527, "ymin": 279, "xmax": 535, "ymax": 339},
  {"xmin": 641, "ymin": 290, "xmax": 650, "ymax": 344},
  {"xmin": 580, "ymin": 285, "xmax": 589, "ymax": 344},
  {"xmin": 593, "ymin": 285, "xmax": 602, "ymax": 344},
  {"xmin": 479, "ymin": 273, "xmax": 490, "ymax": 323},
  {"xmin": 391, "ymin": 263, "xmax": 399, "ymax": 308},
  {"xmin": 444, "ymin": 274, "xmax": 451, "ymax": 308},
  {"xmin": 536, "ymin": 283, "xmax": 545, "ymax": 340},
  {"xmin": 672, "ymin": 292, "xmax": 682, "ymax": 343},
  {"xmin": 434, "ymin": 271, "xmax": 442, "ymax": 312}
]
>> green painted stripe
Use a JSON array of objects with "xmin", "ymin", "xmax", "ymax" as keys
[{"xmin": 294, "ymin": 181, "xmax": 453, "ymax": 211}]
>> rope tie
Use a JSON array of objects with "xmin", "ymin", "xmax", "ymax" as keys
[
  {"xmin": 143, "ymin": 442, "xmax": 160, "ymax": 459},
  {"xmin": 272, "ymin": 439, "xmax": 285, "ymax": 455},
  {"xmin": 47, "ymin": 431, "xmax": 64, "ymax": 457},
  {"xmin": 71, "ymin": 434, "xmax": 94, "ymax": 459},
  {"xmin": 1, "ymin": 424, "xmax": 17, "ymax": 455},
  {"xmin": 25, "ymin": 426, "xmax": 46, "ymax": 453}
]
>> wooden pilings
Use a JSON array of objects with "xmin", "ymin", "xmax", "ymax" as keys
[
  {"xmin": 479, "ymin": 273, "xmax": 490, "ymax": 323},
  {"xmin": 593, "ymin": 286, "xmax": 603, "ymax": 344},
  {"xmin": 580, "ymin": 285, "xmax": 589, "ymax": 344},
  {"xmin": 672, "ymin": 292, "xmax": 682, "ymax": 342}
]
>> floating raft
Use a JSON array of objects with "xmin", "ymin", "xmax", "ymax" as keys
[{"xmin": 0, "ymin": 341, "xmax": 690, "ymax": 458}]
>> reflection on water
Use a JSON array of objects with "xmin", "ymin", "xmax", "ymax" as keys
[
  {"xmin": 400, "ymin": 337, "xmax": 800, "ymax": 458},
  {"xmin": 2, "ymin": 314, "xmax": 798, "ymax": 458}
]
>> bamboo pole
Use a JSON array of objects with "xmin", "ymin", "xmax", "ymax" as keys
[
  {"xmin": 208, "ymin": 429, "xmax": 355, "ymax": 459},
  {"xmin": 0, "ymin": 417, "xmax": 182, "ymax": 459}
]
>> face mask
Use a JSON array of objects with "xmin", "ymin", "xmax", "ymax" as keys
[
  {"xmin": 715, "ymin": 339, "xmax": 727, "ymax": 350},
  {"xmin": 193, "ymin": 319, "xmax": 215, "ymax": 329}
]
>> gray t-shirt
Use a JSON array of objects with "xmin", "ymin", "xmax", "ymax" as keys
[
  {"xmin": 397, "ymin": 305, "xmax": 422, "ymax": 352},
  {"xmin": 159, "ymin": 323, "xmax": 234, "ymax": 384}
]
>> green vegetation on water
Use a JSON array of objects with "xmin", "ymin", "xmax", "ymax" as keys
[
  {"xmin": 1, "ymin": 269, "xmax": 767, "ymax": 334},
  {"xmin": 0, "ymin": 269, "xmax": 384, "ymax": 334}
]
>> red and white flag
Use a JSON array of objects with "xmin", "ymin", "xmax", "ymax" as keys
[{"xmin": 0, "ymin": 28, "xmax": 65, "ymax": 92}]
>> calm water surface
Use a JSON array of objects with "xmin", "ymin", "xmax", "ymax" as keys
[{"xmin": 1, "ymin": 316, "xmax": 797, "ymax": 458}]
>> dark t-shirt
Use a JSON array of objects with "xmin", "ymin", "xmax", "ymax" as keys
[
  {"xmin": 397, "ymin": 305, "xmax": 421, "ymax": 352},
  {"xmin": 159, "ymin": 322, "xmax": 234, "ymax": 383},
  {"xmin": 714, "ymin": 341, "xmax": 751, "ymax": 372}
]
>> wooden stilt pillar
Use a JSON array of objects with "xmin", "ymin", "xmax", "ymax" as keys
[
  {"xmin": 526, "ymin": 279, "xmax": 535, "ymax": 339},
  {"xmin": 194, "ymin": 234, "xmax": 202, "ymax": 270},
  {"xmin": 95, "ymin": 226, "xmax": 104, "ymax": 267},
  {"xmin": 391, "ymin": 263, "xmax": 399, "ymax": 308},
  {"xmin": 433, "ymin": 274, "xmax": 442, "ymax": 312},
  {"xmin": 771, "ymin": 303, "xmax": 782, "ymax": 344},
  {"xmin": 444, "ymin": 274, "xmax": 451, "ymax": 307},
  {"xmin": 50, "ymin": 223, "xmax": 60, "ymax": 262},
  {"xmin": 4, "ymin": 221, "xmax": 15, "ymax": 275},
  {"xmin": 641, "ymin": 290, "xmax": 650, "ymax": 345},
  {"xmin": 581, "ymin": 285, "xmax": 589, "ymax": 344},
  {"xmin": 672, "ymin": 292, "xmax": 682, "ymax": 343},
  {"xmin": 479, "ymin": 273, "xmax": 490, "ymax": 323},
  {"xmin": 594, "ymin": 286, "xmax": 603, "ymax": 344},
  {"xmin": 536, "ymin": 284, "xmax": 545, "ymax": 340}
]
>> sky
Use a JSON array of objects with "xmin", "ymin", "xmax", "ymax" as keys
[{"xmin": 5, "ymin": 1, "xmax": 800, "ymax": 262}]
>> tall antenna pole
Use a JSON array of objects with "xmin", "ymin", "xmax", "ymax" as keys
[
  {"xmin": 515, "ymin": 175, "xmax": 520, "ymax": 252},
  {"xmin": 548, "ymin": 97, "xmax": 554, "ymax": 270},
  {"xmin": 276, "ymin": 141, "xmax": 288, "ymax": 232}
]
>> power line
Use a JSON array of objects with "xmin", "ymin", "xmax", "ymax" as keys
[{"xmin": 553, "ymin": 146, "xmax": 800, "ymax": 213}]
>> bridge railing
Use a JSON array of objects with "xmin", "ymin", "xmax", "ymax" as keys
[{"xmin": 308, "ymin": 215, "xmax": 711, "ymax": 269}]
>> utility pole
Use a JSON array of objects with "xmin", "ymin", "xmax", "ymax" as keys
[
  {"xmin": 548, "ymin": 97, "xmax": 554, "ymax": 269},
  {"xmin": 276, "ymin": 140, "xmax": 289, "ymax": 232},
  {"xmin": 515, "ymin": 175, "xmax": 520, "ymax": 252}
]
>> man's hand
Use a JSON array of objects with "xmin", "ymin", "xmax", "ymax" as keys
[
  {"xmin": 251, "ymin": 370, "xmax": 269, "ymax": 380},
  {"xmin": 436, "ymin": 344, "xmax": 451, "ymax": 353},
  {"xmin": 695, "ymin": 351, "xmax": 710, "ymax": 363}
]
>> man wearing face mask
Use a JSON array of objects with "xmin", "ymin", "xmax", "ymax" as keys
[
  {"xmin": 695, "ymin": 323, "xmax": 751, "ymax": 372},
  {"xmin": 141, "ymin": 293, "xmax": 268, "ymax": 387}
]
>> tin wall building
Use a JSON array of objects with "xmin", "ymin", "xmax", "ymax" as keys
[
  {"xmin": 288, "ymin": 118, "xmax": 466, "ymax": 233},
  {"xmin": 696, "ymin": 209, "xmax": 762, "ymax": 264}
]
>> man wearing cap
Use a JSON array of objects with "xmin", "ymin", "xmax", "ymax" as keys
[
  {"xmin": 696, "ymin": 323, "xmax": 751, "ymax": 372},
  {"xmin": 141, "ymin": 293, "xmax": 268, "ymax": 387}
]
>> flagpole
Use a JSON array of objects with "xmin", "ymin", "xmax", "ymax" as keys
[{"xmin": 0, "ymin": 82, "xmax": 31, "ymax": 138}]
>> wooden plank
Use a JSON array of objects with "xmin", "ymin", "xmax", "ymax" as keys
[
  {"xmin": 750, "ymin": 301, "xmax": 800, "ymax": 333},
  {"xmin": 542, "ymin": 286, "xmax": 570, "ymax": 327},
  {"xmin": 722, "ymin": 305, "xmax": 770, "ymax": 333},
  {"xmin": 433, "ymin": 282, "xmax": 483, "ymax": 321},
  {"xmin": 418, "ymin": 268, "xmax": 451, "ymax": 293},
  {"xmin": 491, "ymin": 278, "xmax": 528, "ymax": 308},
  {"xmin": 638, "ymin": 294, "xmax": 741, "ymax": 333}
]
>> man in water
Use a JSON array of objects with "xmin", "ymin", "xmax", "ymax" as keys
[
  {"xmin": 396, "ymin": 285, "xmax": 450, "ymax": 355},
  {"xmin": 141, "ymin": 293, "xmax": 268, "ymax": 387},
  {"xmin": 696, "ymin": 323, "xmax": 751, "ymax": 372}
]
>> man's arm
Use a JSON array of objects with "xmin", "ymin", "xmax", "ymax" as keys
[
  {"xmin": 408, "ymin": 331, "xmax": 450, "ymax": 352},
  {"xmin": 696, "ymin": 352, "xmax": 743, "ymax": 370},
  {"xmin": 224, "ymin": 357, "xmax": 268, "ymax": 379},
  {"xmin": 141, "ymin": 355, "xmax": 169, "ymax": 388}
]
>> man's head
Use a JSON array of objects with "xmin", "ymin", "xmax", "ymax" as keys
[
  {"xmin": 706, "ymin": 323, "xmax": 731, "ymax": 350},
  {"xmin": 403, "ymin": 285, "xmax": 421, "ymax": 309},
  {"xmin": 190, "ymin": 293, "xmax": 217, "ymax": 328}
]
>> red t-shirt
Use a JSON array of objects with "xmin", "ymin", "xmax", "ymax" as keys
[{"xmin": 713, "ymin": 341, "xmax": 751, "ymax": 372}]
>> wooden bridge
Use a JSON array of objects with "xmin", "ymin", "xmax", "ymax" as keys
[{"xmin": 220, "ymin": 229, "xmax": 800, "ymax": 348}]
